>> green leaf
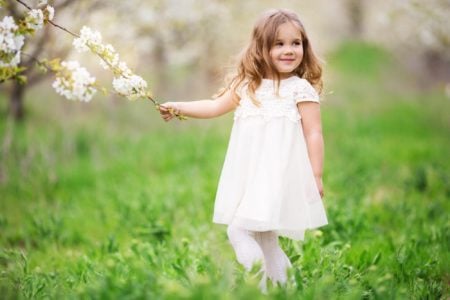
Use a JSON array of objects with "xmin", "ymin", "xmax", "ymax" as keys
[
  {"xmin": 290, "ymin": 254, "xmax": 302, "ymax": 263},
  {"xmin": 47, "ymin": 58, "xmax": 62, "ymax": 71},
  {"xmin": 16, "ymin": 75, "xmax": 27, "ymax": 85},
  {"xmin": 372, "ymin": 252, "xmax": 381, "ymax": 265},
  {"xmin": 0, "ymin": 66, "xmax": 27, "ymax": 83}
]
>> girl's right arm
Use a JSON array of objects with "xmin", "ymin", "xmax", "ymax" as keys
[{"xmin": 158, "ymin": 89, "xmax": 238, "ymax": 121}]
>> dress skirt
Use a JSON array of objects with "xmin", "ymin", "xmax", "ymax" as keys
[{"xmin": 212, "ymin": 115, "xmax": 328, "ymax": 240}]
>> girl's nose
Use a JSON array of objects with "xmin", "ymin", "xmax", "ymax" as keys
[{"xmin": 284, "ymin": 48, "xmax": 294, "ymax": 55}]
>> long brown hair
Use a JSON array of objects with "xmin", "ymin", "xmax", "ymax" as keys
[{"xmin": 219, "ymin": 9, "xmax": 323, "ymax": 105}]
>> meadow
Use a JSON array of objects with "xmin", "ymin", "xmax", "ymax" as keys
[{"xmin": 0, "ymin": 42, "xmax": 449, "ymax": 299}]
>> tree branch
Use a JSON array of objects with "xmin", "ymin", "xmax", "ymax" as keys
[
  {"xmin": 14, "ymin": 0, "xmax": 79, "ymax": 37},
  {"xmin": 54, "ymin": 0, "xmax": 75, "ymax": 10},
  {"xmin": 23, "ymin": 26, "xmax": 51, "ymax": 68},
  {"xmin": 27, "ymin": 44, "xmax": 72, "ymax": 87},
  {"xmin": 5, "ymin": 0, "xmax": 22, "ymax": 19}
]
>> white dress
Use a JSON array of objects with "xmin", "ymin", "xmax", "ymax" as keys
[{"xmin": 212, "ymin": 76, "xmax": 328, "ymax": 240}]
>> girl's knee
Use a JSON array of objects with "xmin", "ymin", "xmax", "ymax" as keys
[
  {"xmin": 226, "ymin": 224, "xmax": 249, "ymax": 244},
  {"xmin": 226, "ymin": 225, "xmax": 239, "ymax": 243},
  {"xmin": 226, "ymin": 224, "xmax": 236, "ymax": 237},
  {"xmin": 226, "ymin": 226, "xmax": 265, "ymax": 270},
  {"xmin": 236, "ymin": 246, "xmax": 264, "ymax": 271}
]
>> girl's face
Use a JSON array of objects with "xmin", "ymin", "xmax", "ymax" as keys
[{"xmin": 269, "ymin": 22, "xmax": 303, "ymax": 79}]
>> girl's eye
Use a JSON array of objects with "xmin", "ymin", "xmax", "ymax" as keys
[
  {"xmin": 275, "ymin": 42, "xmax": 283, "ymax": 47},
  {"xmin": 294, "ymin": 41, "xmax": 302, "ymax": 46}
]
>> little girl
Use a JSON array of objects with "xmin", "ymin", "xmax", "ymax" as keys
[{"xmin": 159, "ymin": 9, "xmax": 328, "ymax": 290}]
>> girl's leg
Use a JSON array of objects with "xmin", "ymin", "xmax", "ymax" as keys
[
  {"xmin": 226, "ymin": 224, "xmax": 264, "ymax": 271},
  {"xmin": 254, "ymin": 231, "xmax": 292, "ymax": 285}
]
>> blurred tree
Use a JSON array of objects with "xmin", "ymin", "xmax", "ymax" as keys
[
  {"xmin": 0, "ymin": 0, "xmax": 104, "ymax": 121},
  {"xmin": 371, "ymin": 0, "xmax": 450, "ymax": 85},
  {"xmin": 346, "ymin": 0, "xmax": 365, "ymax": 39},
  {"xmin": 410, "ymin": 0, "xmax": 450, "ymax": 84},
  {"xmin": 107, "ymin": 0, "xmax": 230, "ymax": 97}
]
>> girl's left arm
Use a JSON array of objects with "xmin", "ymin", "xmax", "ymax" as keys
[
  {"xmin": 297, "ymin": 102, "xmax": 324, "ymax": 197},
  {"xmin": 159, "ymin": 89, "xmax": 238, "ymax": 121}
]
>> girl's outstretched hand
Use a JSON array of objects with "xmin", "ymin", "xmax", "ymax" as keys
[{"xmin": 158, "ymin": 102, "xmax": 180, "ymax": 122}]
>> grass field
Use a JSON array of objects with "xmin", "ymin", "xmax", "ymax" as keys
[{"xmin": 0, "ymin": 42, "xmax": 449, "ymax": 299}]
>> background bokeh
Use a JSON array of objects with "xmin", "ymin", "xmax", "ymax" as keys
[{"xmin": 1, "ymin": 0, "xmax": 449, "ymax": 299}]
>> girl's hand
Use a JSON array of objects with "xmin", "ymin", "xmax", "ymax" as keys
[
  {"xmin": 315, "ymin": 176, "xmax": 324, "ymax": 198},
  {"xmin": 158, "ymin": 102, "xmax": 180, "ymax": 122}
]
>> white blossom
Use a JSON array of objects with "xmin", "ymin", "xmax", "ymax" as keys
[
  {"xmin": 112, "ymin": 74, "xmax": 148, "ymax": 100},
  {"xmin": 117, "ymin": 61, "xmax": 132, "ymax": 75},
  {"xmin": 0, "ymin": 16, "xmax": 18, "ymax": 32},
  {"xmin": 98, "ymin": 43, "xmax": 119, "ymax": 70},
  {"xmin": 46, "ymin": 6, "xmax": 55, "ymax": 21},
  {"xmin": 73, "ymin": 26, "xmax": 102, "ymax": 52},
  {"xmin": 0, "ymin": 50, "xmax": 21, "ymax": 67},
  {"xmin": 0, "ymin": 16, "xmax": 24, "ymax": 67},
  {"xmin": 73, "ymin": 26, "xmax": 150, "ymax": 101},
  {"xmin": 73, "ymin": 27, "xmax": 131, "ymax": 73},
  {"xmin": 25, "ymin": 9, "xmax": 44, "ymax": 31},
  {"xmin": 0, "ymin": 17, "xmax": 20, "ymax": 53},
  {"xmin": 52, "ymin": 61, "xmax": 97, "ymax": 102}
]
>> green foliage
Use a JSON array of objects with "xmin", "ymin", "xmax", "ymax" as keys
[
  {"xmin": 0, "ymin": 42, "xmax": 449, "ymax": 299},
  {"xmin": 17, "ymin": 19, "xmax": 36, "ymax": 36},
  {"xmin": 40, "ymin": 58, "xmax": 62, "ymax": 73},
  {"xmin": 0, "ymin": 66, "xmax": 26, "ymax": 84},
  {"xmin": 329, "ymin": 41, "xmax": 391, "ymax": 77}
]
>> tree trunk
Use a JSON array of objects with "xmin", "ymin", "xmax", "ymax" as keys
[
  {"xmin": 347, "ymin": 0, "xmax": 364, "ymax": 39},
  {"xmin": 153, "ymin": 34, "xmax": 168, "ymax": 97},
  {"xmin": 9, "ymin": 82, "xmax": 25, "ymax": 121},
  {"xmin": 424, "ymin": 49, "xmax": 450, "ymax": 84}
]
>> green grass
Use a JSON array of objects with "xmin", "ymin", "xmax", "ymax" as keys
[{"xmin": 0, "ymin": 42, "xmax": 449, "ymax": 299}]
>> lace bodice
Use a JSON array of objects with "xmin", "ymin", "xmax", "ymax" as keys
[{"xmin": 234, "ymin": 76, "xmax": 319, "ymax": 122}]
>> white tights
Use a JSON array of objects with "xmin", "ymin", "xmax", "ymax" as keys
[{"xmin": 227, "ymin": 224, "xmax": 292, "ymax": 290}]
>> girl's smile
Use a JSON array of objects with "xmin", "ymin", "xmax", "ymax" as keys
[{"xmin": 279, "ymin": 58, "xmax": 296, "ymax": 62}]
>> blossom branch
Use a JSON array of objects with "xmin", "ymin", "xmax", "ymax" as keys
[
  {"xmin": 16, "ymin": 0, "xmax": 78, "ymax": 37},
  {"xmin": 13, "ymin": 0, "xmax": 186, "ymax": 120}
]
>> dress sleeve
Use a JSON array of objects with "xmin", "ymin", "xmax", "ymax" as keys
[{"xmin": 294, "ymin": 79, "xmax": 320, "ymax": 104}]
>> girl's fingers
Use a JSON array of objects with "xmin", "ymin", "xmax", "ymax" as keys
[
  {"xmin": 159, "ymin": 105, "xmax": 169, "ymax": 112},
  {"xmin": 159, "ymin": 108, "xmax": 169, "ymax": 114},
  {"xmin": 163, "ymin": 113, "xmax": 173, "ymax": 121},
  {"xmin": 159, "ymin": 105, "xmax": 177, "ymax": 116},
  {"xmin": 158, "ymin": 103, "xmax": 179, "ymax": 122}
]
